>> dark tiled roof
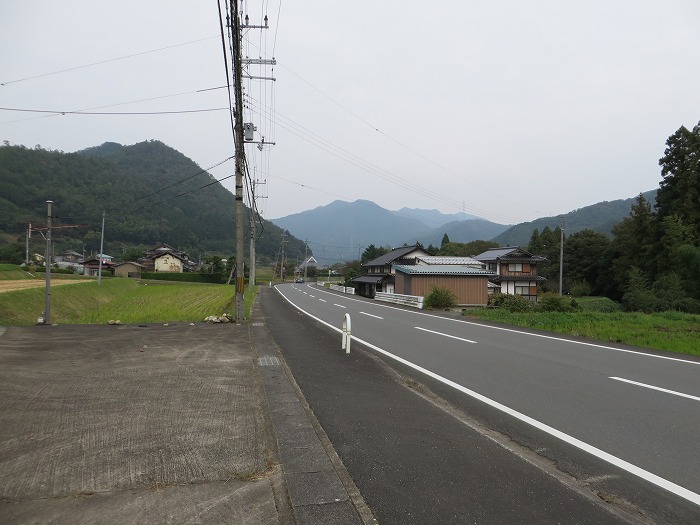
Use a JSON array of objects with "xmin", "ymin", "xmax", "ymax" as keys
[
  {"xmin": 474, "ymin": 246, "xmax": 545, "ymax": 262},
  {"xmin": 363, "ymin": 246, "xmax": 423, "ymax": 267},
  {"xmin": 351, "ymin": 275, "xmax": 390, "ymax": 284}
]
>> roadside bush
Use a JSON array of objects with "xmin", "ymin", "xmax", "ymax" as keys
[
  {"xmin": 569, "ymin": 280, "xmax": 591, "ymax": 297},
  {"xmin": 424, "ymin": 286, "xmax": 457, "ymax": 310},
  {"xmin": 488, "ymin": 293, "xmax": 533, "ymax": 312},
  {"xmin": 537, "ymin": 293, "xmax": 579, "ymax": 312}
]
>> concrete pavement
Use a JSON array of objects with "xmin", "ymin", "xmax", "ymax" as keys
[{"xmin": 0, "ymin": 307, "xmax": 371, "ymax": 524}]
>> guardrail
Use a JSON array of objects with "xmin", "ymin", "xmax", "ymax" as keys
[
  {"xmin": 374, "ymin": 292, "xmax": 424, "ymax": 309},
  {"xmin": 328, "ymin": 284, "xmax": 355, "ymax": 295}
]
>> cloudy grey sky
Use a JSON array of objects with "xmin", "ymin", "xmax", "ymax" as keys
[{"xmin": 2, "ymin": 1, "xmax": 699, "ymax": 225}]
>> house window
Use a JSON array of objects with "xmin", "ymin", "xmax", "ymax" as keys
[
  {"xmin": 508, "ymin": 263, "xmax": 523, "ymax": 272},
  {"xmin": 487, "ymin": 262, "xmax": 497, "ymax": 272},
  {"xmin": 514, "ymin": 285, "xmax": 529, "ymax": 295}
]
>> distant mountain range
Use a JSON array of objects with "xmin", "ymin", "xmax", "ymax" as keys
[
  {"xmin": 0, "ymin": 140, "xmax": 657, "ymax": 267},
  {"xmin": 271, "ymin": 191, "xmax": 657, "ymax": 264}
]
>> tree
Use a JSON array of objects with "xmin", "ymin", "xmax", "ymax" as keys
[
  {"xmin": 439, "ymin": 240, "xmax": 499, "ymax": 257},
  {"xmin": 564, "ymin": 229, "xmax": 611, "ymax": 292},
  {"xmin": 657, "ymin": 122, "xmax": 700, "ymax": 241},
  {"xmin": 531, "ymin": 226, "xmax": 562, "ymax": 292},
  {"xmin": 605, "ymin": 194, "xmax": 655, "ymax": 299},
  {"xmin": 361, "ymin": 244, "xmax": 389, "ymax": 264},
  {"xmin": 440, "ymin": 233, "xmax": 450, "ymax": 248},
  {"xmin": 342, "ymin": 260, "xmax": 363, "ymax": 287},
  {"xmin": 0, "ymin": 238, "xmax": 24, "ymax": 264}
]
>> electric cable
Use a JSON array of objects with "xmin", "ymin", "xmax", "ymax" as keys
[
  {"xmin": 0, "ymin": 107, "xmax": 228, "ymax": 116},
  {"xmin": 0, "ymin": 36, "xmax": 219, "ymax": 87}
]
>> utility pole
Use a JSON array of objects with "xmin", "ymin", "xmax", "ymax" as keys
[
  {"xmin": 248, "ymin": 178, "xmax": 266, "ymax": 292},
  {"xmin": 43, "ymin": 201, "xmax": 53, "ymax": 324},
  {"xmin": 231, "ymin": 0, "xmax": 246, "ymax": 320},
  {"xmin": 280, "ymin": 231, "xmax": 286, "ymax": 282},
  {"xmin": 230, "ymin": 2, "xmax": 275, "ymax": 316},
  {"xmin": 26, "ymin": 223, "xmax": 31, "ymax": 266},
  {"xmin": 303, "ymin": 239, "xmax": 308, "ymax": 281},
  {"xmin": 249, "ymin": 208, "xmax": 256, "ymax": 292},
  {"xmin": 98, "ymin": 210, "xmax": 105, "ymax": 286}
]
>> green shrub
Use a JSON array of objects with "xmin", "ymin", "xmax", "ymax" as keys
[
  {"xmin": 424, "ymin": 286, "xmax": 457, "ymax": 310},
  {"xmin": 537, "ymin": 293, "xmax": 579, "ymax": 312},
  {"xmin": 569, "ymin": 280, "xmax": 592, "ymax": 297},
  {"xmin": 488, "ymin": 293, "xmax": 533, "ymax": 312}
]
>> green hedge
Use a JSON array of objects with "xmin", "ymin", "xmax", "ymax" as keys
[{"xmin": 141, "ymin": 271, "xmax": 229, "ymax": 284}]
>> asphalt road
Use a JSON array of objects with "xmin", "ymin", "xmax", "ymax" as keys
[{"xmin": 263, "ymin": 283, "xmax": 700, "ymax": 524}]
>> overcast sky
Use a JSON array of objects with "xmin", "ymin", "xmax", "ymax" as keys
[{"xmin": 2, "ymin": 1, "xmax": 699, "ymax": 225}]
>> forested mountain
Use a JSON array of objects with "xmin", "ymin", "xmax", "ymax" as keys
[
  {"xmin": 271, "ymin": 193, "xmax": 655, "ymax": 263},
  {"xmin": 271, "ymin": 199, "xmax": 509, "ymax": 263},
  {"xmin": 492, "ymin": 190, "xmax": 658, "ymax": 247},
  {"xmin": 393, "ymin": 207, "xmax": 481, "ymax": 227},
  {"xmin": 271, "ymin": 199, "xmax": 429, "ymax": 264},
  {"xmin": 0, "ymin": 141, "xmax": 306, "ymax": 262}
]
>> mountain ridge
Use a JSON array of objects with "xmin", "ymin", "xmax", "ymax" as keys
[
  {"xmin": 0, "ymin": 141, "xmax": 307, "ymax": 263},
  {"xmin": 272, "ymin": 191, "xmax": 657, "ymax": 262}
]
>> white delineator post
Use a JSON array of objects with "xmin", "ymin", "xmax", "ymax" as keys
[{"xmin": 342, "ymin": 313, "xmax": 351, "ymax": 355}]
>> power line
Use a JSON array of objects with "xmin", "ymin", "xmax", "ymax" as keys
[
  {"xmin": 0, "ymin": 107, "xmax": 228, "ymax": 116},
  {"xmin": 0, "ymin": 36, "xmax": 219, "ymax": 86},
  {"xmin": 1, "ymin": 86, "xmax": 231, "ymax": 125},
  {"xmin": 128, "ymin": 156, "xmax": 235, "ymax": 207}
]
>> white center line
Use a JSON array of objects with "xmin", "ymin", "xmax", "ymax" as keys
[
  {"xmin": 415, "ymin": 326, "xmax": 477, "ymax": 344},
  {"xmin": 334, "ymin": 304, "xmax": 346, "ymax": 308},
  {"xmin": 309, "ymin": 295, "xmax": 315, "ymax": 298},
  {"xmin": 360, "ymin": 312, "xmax": 383, "ymax": 319},
  {"xmin": 610, "ymin": 377, "xmax": 700, "ymax": 402},
  {"xmin": 319, "ymin": 298, "xmax": 327, "ymax": 302}
]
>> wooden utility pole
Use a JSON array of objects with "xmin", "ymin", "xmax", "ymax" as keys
[
  {"xmin": 43, "ymin": 201, "xmax": 53, "ymax": 324},
  {"xmin": 231, "ymin": 0, "xmax": 246, "ymax": 320}
]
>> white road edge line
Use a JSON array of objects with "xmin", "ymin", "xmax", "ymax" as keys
[
  {"xmin": 309, "ymin": 283, "xmax": 700, "ymax": 366},
  {"xmin": 274, "ymin": 285, "xmax": 700, "ymax": 506},
  {"xmin": 360, "ymin": 312, "xmax": 383, "ymax": 319},
  {"xmin": 610, "ymin": 377, "xmax": 700, "ymax": 402},
  {"xmin": 416, "ymin": 326, "xmax": 476, "ymax": 344}
]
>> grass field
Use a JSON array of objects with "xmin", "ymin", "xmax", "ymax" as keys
[
  {"xmin": 464, "ymin": 299, "xmax": 700, "ymax": 356},
  {"xmin": 0, "ymin": 276, "xmax": 255, "ymax": 326}
]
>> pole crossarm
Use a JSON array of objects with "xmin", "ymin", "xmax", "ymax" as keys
[{"xmin": 242, "ymin": 58, "xmax": 276, "ymax": 65}]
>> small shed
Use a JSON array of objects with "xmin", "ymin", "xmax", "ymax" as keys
[
  {"xmin": 83, "ymin": 258, "xmax": 115, "ymax": 277},
  {"xmin": 393, "ymin": 264, "xmax": 495, "ymax": 306},
  {"xmin": 115, "ymin": 262, "xmax": 145, "ymax": 279}
]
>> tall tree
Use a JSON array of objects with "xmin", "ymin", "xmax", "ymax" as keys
[
  {"xmin": 606, "ymin": 194, "xmax": 655, "ymax": 299},
  {"xmin": 532, "ymin": 226, "xmax": 562, "ymax": 292},
  {"xmin": 657, "ymin": 122, "xmax": 700, "ymax": 240},
  {"xmin": 361, "ymin": 244, "xmax": 389, "ymax": 263},
  {"xmin": 564, "ymin": 229, "xmax": 611, "ymax": 291}
]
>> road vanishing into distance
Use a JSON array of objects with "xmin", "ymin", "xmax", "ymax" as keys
[{"xmin": 271, "ymin": 282, "xmax": 700, "ymax": 521}]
